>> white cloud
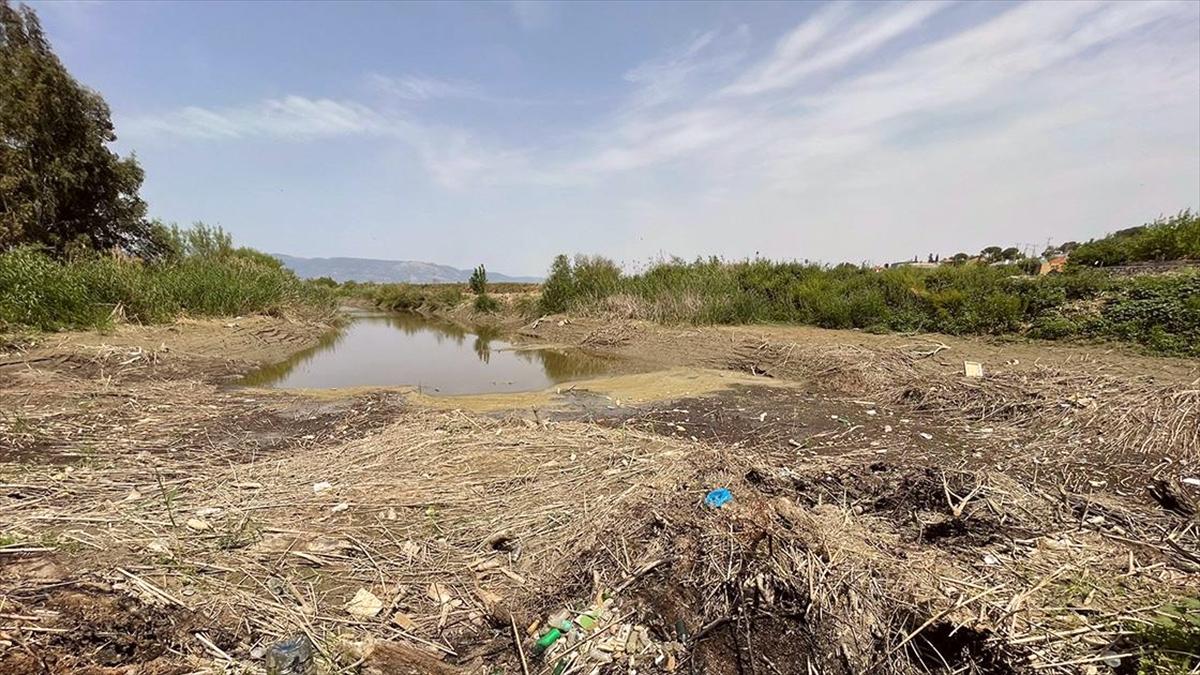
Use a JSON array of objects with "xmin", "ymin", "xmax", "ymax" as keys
[
  {"xmin": 117, "ymin": 1, "xmax": 1199, "ymax": 265},
  {"xmin": 366, "ymin": 74, "xmax": 483, "ymax": 101},
  {"xmin": 120, "ymin": 96, "xmax": 387, "ymax": 141},
  {"xmin": 621, "ymin": 28, "xmax": 748, "ymax": 110},
  {"xmin": 724, "ymin": 1, "xmax": 950, "ymax": 96}
]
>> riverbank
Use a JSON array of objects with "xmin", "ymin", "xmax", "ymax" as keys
[{"xmin": 1, "ymin": 312, "xmax": 1197, "ymax": 673}]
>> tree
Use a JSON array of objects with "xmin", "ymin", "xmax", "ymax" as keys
[
  {"xmin": 1, "ymin": 1, "xmax": 151, "ymax": 254},
  {"xmin": 539, "ymin": 254, "xmax": 575, "ymax": 314},
  {"xmin": 1001, "ymin": 247, "xmax": 1021, "ymax": 261},
  {"xmin": 468, "ymin": 264, "xmax": 487, "ymax": 295},
  {"xmin": 980, "ymin": 246, "xmax": 1003, "ymax": 263}
]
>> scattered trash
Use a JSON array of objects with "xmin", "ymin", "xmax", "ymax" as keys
[
  {"xmin": 982, "ymin": 553, "xmax": 1000, "ymax": 566},
  {"xmin": 392, "ymin": 612, "xmax": 417, "ymax": 631},
  {"xmin": 1182, "ymin": 477, "xmax": 1200, "ymax": 488},
  {"xmin": 758, "ymin": 412, "xmax": 767, "ymax": 422},
  {"xmin": 330, "ymin": 502, "xmax": 349, "ymax": 513},
  {"xmin": 964, "ymin": 361, "xmax": 984, "ymax": 378},
  {"xmin": 264, "ymin": 635, "xmax": 316, "ymax": 675},
  {"xmin": 345, "ymin": 588, "xmax": 383, "ymax": 618},
  {"xmin": 884, "ymin": 425, "xmax": 893, "ymax": 433},
  {"xmin": 705, "ymin": 488, "xmax": 733, "ymax": 508},
  {"xmin": 919, "ymin": 432, "xmax": 933, "ymax": 440},
  {"xmin": 531, "ymin": 593, "xmax": 683, "ymax": 672},
  {"xmin": 312, "ymin": 481, "xmax": 332, "ymax": 494}
]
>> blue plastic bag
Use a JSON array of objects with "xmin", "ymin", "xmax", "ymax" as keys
[{"xmin": 705, "ymin": 488, "xmax": 732, "ymax": 508}]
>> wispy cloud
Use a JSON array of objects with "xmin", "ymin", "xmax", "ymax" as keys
[
  {"xmin": 120, "ymin": 96, "xmax": 387, "ymax": 141},
  {"xmin": 723, "ymin": 1, "xmax": 950, "ymax": 96},
  {"xmin": 621, "ymin": 27, "xmax": 748, "ymax": 110},
  {"xmin": 365, "ymin": 74, "xmax": 483, "ymax": 102},
  {"xmin": 117, "ymin": 0, "xmax": 1199, "ymax": 263}
]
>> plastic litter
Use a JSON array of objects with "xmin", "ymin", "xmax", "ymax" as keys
[
  {"xmin": 264, "ymin": 635, "xmax": 316, "ymax": 675},
  {"xmin": 531, "ymin": 592, "xmax": 684, "ymax": 672},
  {"xmin": 532, "ymin": 627, "xmax": 563, "ymax": 656},
  {"xmin": 705, "ymin": 488, "xmax": 733, "ymax": 508}
]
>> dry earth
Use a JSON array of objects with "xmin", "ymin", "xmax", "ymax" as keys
[{"xmin": 1, "ymin": 314, "xmax": 1197, "ymax": 674}]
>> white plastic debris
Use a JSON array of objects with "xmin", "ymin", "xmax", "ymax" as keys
[
  {"xmin": 312, "ymin": 481, "xmax": 333, "ymax": 494},
  {"xmin": 345, "ymin": 588, "xmax": 383, "ymax": 618}
]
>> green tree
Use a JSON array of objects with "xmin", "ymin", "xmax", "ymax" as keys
[
  {"xmin": 539, "ymin": 254, "xmax": 575, "ymax": 314},
  {"xmin": 468, "ymin": 264, "xmax": 487, "ymax": 295},
  {"xmin": 1001, "ymin": 246, "xmax": 1022, "ymax": 261},
  {"xmin": 980, "ymin": 246, "xmax": 1003, "ymax": 263},
  {"xmin": 1, "ymin": 1, "xmax": 151, "ymax": 254}
]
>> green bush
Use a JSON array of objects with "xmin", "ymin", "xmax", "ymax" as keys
[
  {"xmin": 473, "ymin": 293, "xmax": 500, "ymax": 313},
  {"xmin": 372, "ymin": 284, "xmax": 462, "ymax": 313},
  {"xmin": 533, "ymin": 251, "xmax": 1200, "ymax": 356},
  {"xmin": 0, "ymin": 244, "xmax": 333, "ymax": 332},
  {"xmin": 1071, "ymin": 211, "xmax": 1200, "ymax": 267}
]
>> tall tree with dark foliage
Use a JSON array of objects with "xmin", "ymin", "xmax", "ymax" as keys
[{"xmin": 1, "ymin": 1, "xmax": 156, "ymax": 255}]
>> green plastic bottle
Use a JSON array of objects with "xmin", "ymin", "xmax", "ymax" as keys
[{"xmin": 531, "ymin": 628, "xmax": 562, "ymax": 657}]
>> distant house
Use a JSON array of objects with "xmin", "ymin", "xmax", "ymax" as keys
[{"xmin": 1040, "ymin": 254, "xmax": 1069, "ymax": 275}]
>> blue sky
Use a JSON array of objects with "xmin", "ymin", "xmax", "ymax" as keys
[{"xmin": 33, "ymin": 0, "xmax": 1200, "ymax": 275}]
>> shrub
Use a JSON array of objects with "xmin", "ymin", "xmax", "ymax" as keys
[
  {"xmin": 1071, "ymin": 211, "xmax": 1200, "ymax": 267},
  {"xmin": 0, "ymin": 242, "xmax": 333, "ymax": 332},
  {"xmin": 372, "ymin": 284, "xmax": 462, "ymax": 313},
  {"xmin": 473, "ymin": 293, "xmax": 500, "ymax": 313},
  {"xmin": 532, "ymin": 250, "xmax": 1199, "ymax": 356}
]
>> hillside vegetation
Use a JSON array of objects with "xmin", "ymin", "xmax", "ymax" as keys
[
  {"xmin": 1069, "ymin": 210, "xmax": 1200, "ymax": 267},
  {"xmin": 536, "ymin": 245, "xmax": 1200, "ymax": 357}
]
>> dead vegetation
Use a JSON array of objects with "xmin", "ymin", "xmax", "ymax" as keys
[{"xmin": 1, "ymin": 315, "xmax": 1198, "ymax": 673}]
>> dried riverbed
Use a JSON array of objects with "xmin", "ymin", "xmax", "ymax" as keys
[{"xmin": 1, "ymin": 312, "xmax": 1197, "ymax": 674}]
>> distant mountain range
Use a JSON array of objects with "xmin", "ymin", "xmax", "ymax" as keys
[{"xmin": 274, "ymin": 254, "xmax": 541, "ymax": 284}]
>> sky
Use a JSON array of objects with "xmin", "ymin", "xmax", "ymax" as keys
[{"xmin": 32, "ymin": 0, "xmax": 1200, "ymax": 276}]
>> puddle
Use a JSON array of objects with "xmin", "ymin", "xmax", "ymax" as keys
[{"xmin": 238, "ymin": 312, "xmax": 621, "ymax": 395}]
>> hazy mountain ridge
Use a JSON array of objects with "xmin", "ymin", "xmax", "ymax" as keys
[{"xmin": 274, "ymin": 254, "xmax": 541, "ymax": 284}]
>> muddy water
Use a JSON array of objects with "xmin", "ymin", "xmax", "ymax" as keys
[{"xmin": 238, "ymin": 312, "xmax": 620, "ymax": 394}]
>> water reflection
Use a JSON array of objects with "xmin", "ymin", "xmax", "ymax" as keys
[{"xmin": 238, "ymin": 312, "xmax": 618, "ymax": 394}]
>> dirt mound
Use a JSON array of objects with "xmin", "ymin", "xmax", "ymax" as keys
[{"xmin": 0, "ymin": 581, "xmax": 229, "ymax": 674}]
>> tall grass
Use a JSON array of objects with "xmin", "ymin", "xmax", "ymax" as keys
[
  {"xmin": 0, "ymin": 246, "xmax": 334, "ymax": 331},
  {"xmin": 537, "ymin": 255, "xmax": 1199, "ymax": 356}
]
